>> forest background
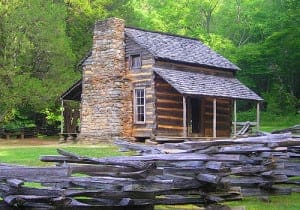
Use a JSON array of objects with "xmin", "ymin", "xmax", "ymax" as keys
[{"xmin": 0, "ymin": 0, "xmax": 299, "ymax": 131}]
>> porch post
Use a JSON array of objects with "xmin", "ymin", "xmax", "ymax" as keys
[
  {"xmin": 213, "ymin": 98, "xmax": 217, "ymax": 138},
  {"xmin": 183, "ymin": 96, "xmax": 187, "ymax": 137},
  {"xmin": 233, "ymin": 99, "xmax": 237, "ymax": 137},
  {"xmin": 60, "ymin": 99, "xmax": 64, "ymax": 134},
  {"xmin": 256, "ymin": 102, "xmax": 260, "ymax": 131}
]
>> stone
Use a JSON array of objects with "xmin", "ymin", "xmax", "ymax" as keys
[{"xmin": 78, "ymin": 18, "xmax": 132, "ymax": 143}]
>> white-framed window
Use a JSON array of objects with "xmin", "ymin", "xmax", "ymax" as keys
[
  {"xmin": 130, "ymin": 54, "xmax": 141, "ymax": 69},
  {"xmin": 134, "ymin": 88, "xmax": 146, "ymax": 124}
]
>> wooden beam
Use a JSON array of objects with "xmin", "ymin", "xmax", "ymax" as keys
[
  {"xmin": 60, "ymin": 100, "xmax": 64, "ymax": 134},
  {"xmin": 213, "ymin": 98, "xmax": 217, "ymax": 138},
  {"xmin": 158, "ymin": 125, "xmax": 183, "ymax": 130},
  {"xmin": 256, "ymin": 102, "xmax": 260, "ymax": 131},
  {"xmin": 233, "ymin": 99, "xmax": 237, "ymax": 137},
  {"xmin": 183, "ymin": 96, "xmax": 187, "ymax": 137}
]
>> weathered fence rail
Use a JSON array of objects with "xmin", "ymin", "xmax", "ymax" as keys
[{"xmin": 0, "ymin": 133, "xmax": 300, "ymax": 209}]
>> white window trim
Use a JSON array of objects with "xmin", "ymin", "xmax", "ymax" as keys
[{"xmin": 134, "ymin": 88, "xmax": 146, "ymax": 124}]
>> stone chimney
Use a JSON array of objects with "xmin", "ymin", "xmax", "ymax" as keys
[{"xmin": 78, "ymin": 18, "xmax": 130, "ymax": 143}]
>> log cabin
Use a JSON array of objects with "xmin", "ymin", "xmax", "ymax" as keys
[{"xmin": 61, "ymin": 18, "xmax": 263, "ymax": 143}]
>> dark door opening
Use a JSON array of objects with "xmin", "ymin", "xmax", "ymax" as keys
[{"xmin": 191, "ymin": 98, "xmax": 201, "ymax": 134}]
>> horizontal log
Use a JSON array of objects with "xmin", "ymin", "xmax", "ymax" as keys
[
  {"xmin": 241, "ymin": 186, "xmax": 291, "ymax": 197},
  {"xmin": 1, "ymin": 185, "xmax": 62, "ymax": 197},
  {"xmin": 157, "ymin": 115, "xmax": 182, "ymax": 121},
  {"xmin": 157, "ymin": 119, "xmax": 183, "ymax": 127},
  {"xmin": 6, "ymin": 179, "xmax": 24, "ymax": 188},
  {"xmin": 156, "ymin": 93, "xmax": 182, "ymax": 101},
  {"xmin": 0, "ymin": 166, "xmax": 71, "ymax": 178},
  {"xmin": 163, "ymin": 133, "xmax": 293, "ymax": 150},
  {"xmin": 230, "ymin": 165, "xmax": 269, "ymax": 175},
  {"xmin": 157, "ymin": 125, "xmax": 183, "ymax": 130},
  {"xmin": 155, "ymin": 86, "xmax": 179, "ymax": 94},
  {"xmin": 197, "ymin": 173, "xmax": 221, "ymax": 184},
  {"xmin": 156, "ymin": 160, "xmax": 205, "ymax": 168},
  {"xmin": 156, "ymin": 102, "xmax": 182, "ymax": 109},
  {"xmin": 115, "ymin": 140, "xmax": 162, "ymax": 154},
  {"xmin": 205, "ymin": 161, "xmax": 229, "ymax": 172},
  {"xmin": 2, "ymin": 133, "xmax": 300, "ymax": 208},
  {"xmin": 157, "ymin": 110, "xmax": 183, "ymax": 118},
  {"xmin": 221, "ymin": 176, "xmax": 271, "ymax": 187},
  {"xmin": 63, "ymin": 189, "xmax": 155, "ymax": 199},
  {"xmin": 0, "ymin": 201, "xmax": 14, "ymax": 210},
  {"xmin": 41, "ymin": 153, "xmax": 244, "ymax": 165},
  {"xmin": 156, "ymin": 99, "xmax": 182, "ymax": 105},
  {"xmin": 156, "ymin": 107, "xmax": 182, "ymax": 112},
  {"xmin": 53, "ymin": 149, "xmax": 156, "ymax": 170},
  {"xmin": 4, "ymin": 195, "xmax": 54, "ymax": 206}
]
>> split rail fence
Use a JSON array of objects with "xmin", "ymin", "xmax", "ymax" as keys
[{"xmin": 0, "ymin": 133, "xmax": 300, "ymax": 209}]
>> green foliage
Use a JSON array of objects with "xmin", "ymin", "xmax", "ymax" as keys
[
  {"xmin": 263, "ymin": 84, "xmax": 298, "ymax": 115},
  {"xmin": 237, "ymin": 110, "xmax": 300, "ymax": 132},
  {"xmin": 42, "ymin": 108, "xmax": 62, "ymax": 126},
  {"xmin": 0, "ymin": 0, "xmax": 79, "ymax": 125},
  {"xmin": 1, "ymin": 0, "xmax": 299, "ymax": 128},
  {"xmin": 2, "ymin": 109, "xmax": 35, "ymax": 130},
  {"xmin": 260, "ymin": 112, "xmax": 300, "ymax": 132},
  {"xmin": 237, "ymin": 109, "xmax": 257, "ymax": 122}
]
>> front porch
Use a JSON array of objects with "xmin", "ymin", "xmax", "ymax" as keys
[
  {"xmin": 154, "ymin": 67, "xmax": 263, "ymax": 139},
  {"xmin": 59, "ymin": 79, "xmax": 81, "ymax": 142},
  {"xmin": 155, "ymin": 94, "xmax": 261, "ymax": 140}
]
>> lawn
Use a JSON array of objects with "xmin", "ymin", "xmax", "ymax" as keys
[
  {"xmin": 1, "ymin": 137, "xmax": 300, "ymax": 209},
  {"xmin": 0, "ymin": 138, "xmax": 123, "ymax": 166},
  {"xmin": 238, "ymin": 111, "xmax": 300, "ymax": 132}
]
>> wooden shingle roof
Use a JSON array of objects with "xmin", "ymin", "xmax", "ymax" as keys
[
  {"xmin": 125, "ymin": 27, "xmax": 240, "ymax": 71},
  {"xmin": 154, "ymin": 67, "xmax": 263, "ymax": 101}
]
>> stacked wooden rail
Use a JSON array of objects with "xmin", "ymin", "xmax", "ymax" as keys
[{"xmin": 0, "ymin": 133, "xmax": 300, "ymax": 209}]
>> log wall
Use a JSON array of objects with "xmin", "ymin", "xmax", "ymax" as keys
[
  {"xmin": 154, "ymin": 62, "xmax": 233, "ymax": 138},
  {"xmin": 154, "ymin": 75, "xmax": 183, "ymax": 136},
  {"xmin": 155, "ymin": 61, "xmax": 235, "ymax": 78},
  {"xmin": 125, "ymin": 36, "xmax": 156, "ymax": 138},
  {"xmin": 202, "ymin": 98, "xmax": 232, "ymax": 137}
]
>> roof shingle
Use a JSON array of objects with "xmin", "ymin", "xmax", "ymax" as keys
[
  {"xmin": 125, "ymin": 27, "xmax": 240, "ymax": 71},
  {"xmin": 154, "ymin": 67, "xmax": 263, "ymax": 101}
]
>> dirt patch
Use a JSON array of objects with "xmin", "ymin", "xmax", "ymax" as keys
[{"xmin": 0, "ymin": 137, "xmax": 60, "ymax": 147}]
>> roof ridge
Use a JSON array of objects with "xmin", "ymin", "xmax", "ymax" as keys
[{"xmin": 125, "ymin": 26, "xmax": 202, "ymax": 42}]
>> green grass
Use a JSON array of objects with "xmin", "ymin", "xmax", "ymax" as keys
[
  {"xmin": 155, "ymin": 204, "xmax": 202, "ymax": 210},
  {"xmin": 224, "ymin": 193, "xmax": 300, "ymax": 210},
  {"xmin": 238, "ymin": 110, "xmax": 300, "ymax": 132},
  {"xmin": 260, "ymin": 113, "xmax": 300, "ymax": 132},
  {"xmin": 0, "ymin": 144, "xmax": 124, "ymax": 166}
]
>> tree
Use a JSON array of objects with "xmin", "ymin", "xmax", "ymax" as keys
[{"xmin": 0, "ymin": 0, "xmax": 79, "ymax": 124}]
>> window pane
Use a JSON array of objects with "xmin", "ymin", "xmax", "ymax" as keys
[
  {"xmin": 138, "ymin": 106, "xmax": 144, "ymax": 114},
  {"xmin": 135, "ymin": 89, "xmax": 145, "ymax": 123},
  {"xmin": 131, "ymin": 55, "xmax": 141, "ymax": 68},
  {"xmin": 141, "ymin": 90, "xmax": 144, "ymax": 96},
  {"xmin": 138, "ymin": 113, "xmax": 144, "ymax": 121}
]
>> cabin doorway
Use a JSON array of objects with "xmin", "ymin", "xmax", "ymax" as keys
[{"xmin": 187, "ymin": 97, "xmax": 202, "ymax": 136}]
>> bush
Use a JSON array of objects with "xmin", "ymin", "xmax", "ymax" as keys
[
  {"xmin": 263, "ymin": 84, "xmax": 298, "ymax": 115},
  {"xmin": 2, "ymin": 109, "xmax": 35, "ymax": 130}
]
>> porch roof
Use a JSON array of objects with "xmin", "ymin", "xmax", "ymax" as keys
[
  {"xmin": 153, "ymin": 67, "xmax": 263, "ymax": 101},
  {"xmin": 60, "ymin": 79, "xmax": 82, "ymax": 101}
]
